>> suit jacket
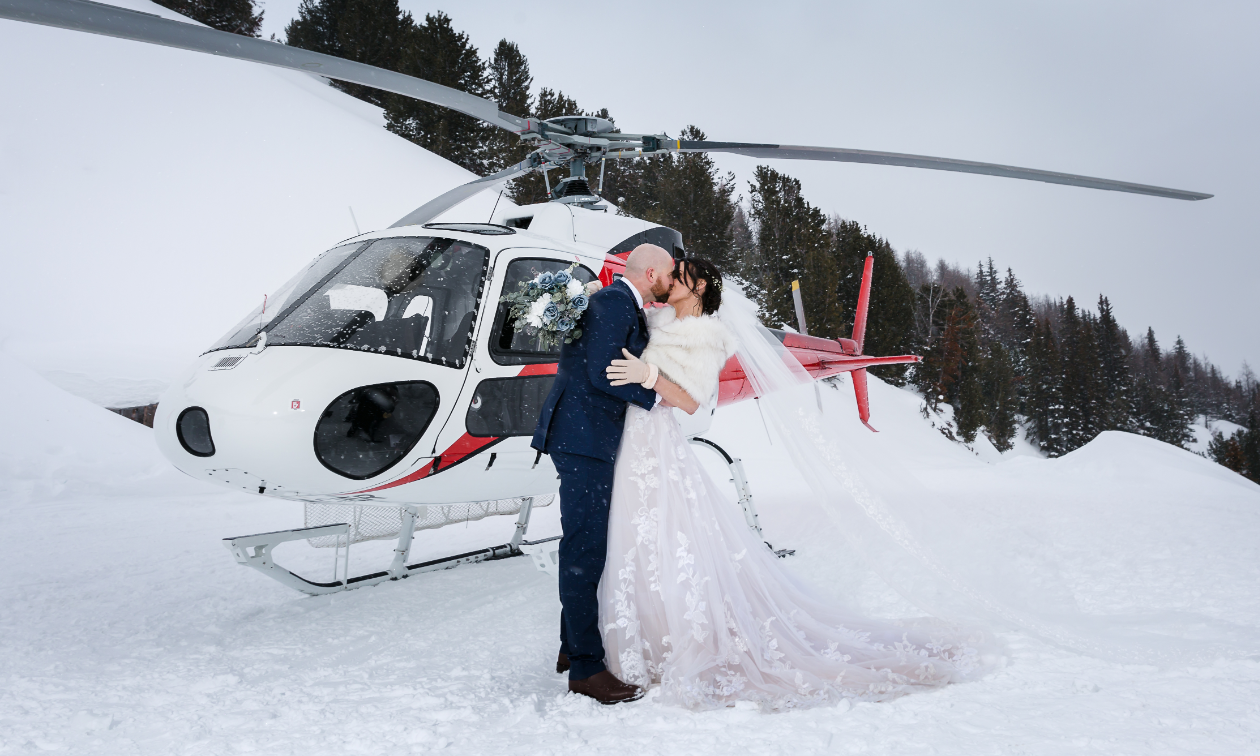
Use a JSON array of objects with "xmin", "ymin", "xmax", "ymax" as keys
[{"xmin": 531, "ymin": 278, "xmax": 656, "ymax": 462}]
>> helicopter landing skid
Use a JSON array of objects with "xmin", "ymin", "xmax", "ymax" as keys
[{"xmin": 223, "ymin": 498, "xmax": 546, "ymax": 596}]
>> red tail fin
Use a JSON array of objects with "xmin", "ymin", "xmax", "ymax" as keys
[
  {"xmin": 852, "ymin": 253, "xmax": 878, "ymax": 432},
  {"xmin": 853, "ymin": 368, "xmax": 878, "ymax": 432},
  {"xmin": 852, "ymin": 252, "xmax": 874, "ymax": 355}
]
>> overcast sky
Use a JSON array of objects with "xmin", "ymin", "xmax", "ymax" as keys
[{"xmin": 257, "ymin": 1, "xmax": 1258, "ymax": 375}]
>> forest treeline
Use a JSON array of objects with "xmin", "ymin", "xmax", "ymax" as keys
[{"xmin": 184, "ymin": 0, "xmax": 1260, "ymax": 484}]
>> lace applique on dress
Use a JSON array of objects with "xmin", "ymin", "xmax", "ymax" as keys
[{"xmin": 597, "ymin": 404, "xmax": 989, "ymax": 711}]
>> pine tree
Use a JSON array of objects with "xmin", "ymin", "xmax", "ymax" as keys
[
  {"xmin": 285, "ymin": 0, "xmax": 411, "ymax": 106},
  {"xmin": 1208, "ymin": 430, "xmax": 1248, "ymax": 475},
  {"xmin": 831, "ymin": 220, "xmax": 916, "ymax": 384},
  {"xmin": 484, "ymin": 40, "xmax": 533, "ymax": 175},
  {"xmin": 1094, "ymin": 295, "xmax": 1133, "ymax": 431},
  {"xmin": 1243, "ymin": 406, "xmax": 1260, "ymax": 483},
  {"xmin": 981, "ymin": 341, "xmax": 1019, "ymax": 451},
  {"xmin": 612, "ymin": 127, "xmax": 738, "ymax": 266},
  {"xmin": 745, "ymin": 166, "xmax": 838, "ymax": 335},
  {"xmin": 1057, "ymin": 297, "xmax": 1104, "ymax": 451},
  {"xmin": 385, "ymin": 11, "xmax": 491, "ymax": 173},
  {"xmin": 1133, "ymin": 327, "xmax": 1193, "ymax": 448},
  {"xmin": 155, "ymin": 0, "xmax": 263, "ymax": 35},
  {"xmin": 1027, "ymin": 317, "xmax": 1066, "ymax": 455}
]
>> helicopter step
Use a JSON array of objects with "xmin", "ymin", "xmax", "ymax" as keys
[{"xmin": 223, "ymin": 497, "xmax": 545, "ymax": 596}]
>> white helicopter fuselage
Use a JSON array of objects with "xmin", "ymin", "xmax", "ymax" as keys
[{"xmin": 152, "ymin": 200, "xmax": 702, "ymax": 507}]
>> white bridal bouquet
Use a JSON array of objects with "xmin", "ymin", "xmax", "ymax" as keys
[{"xmin": 499, "ymin": 264, "xmax": 603, "ymax": 351}]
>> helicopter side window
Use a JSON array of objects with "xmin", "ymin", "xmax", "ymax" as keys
[
  {"xmin": 465, "ymin": 375, "xmax": 556, "ymax": 437},
  {"xmin": 489, "ymin": 258, "xmax": 596, "ymax": 366},
  {"xmin": 229, "ymin": 236, "xmax": 488, "ymax": 369}
]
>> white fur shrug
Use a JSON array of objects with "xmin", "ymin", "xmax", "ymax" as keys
[{"xmin": 640, "ymin": 307, "xmax": 739, "ymax": 405}]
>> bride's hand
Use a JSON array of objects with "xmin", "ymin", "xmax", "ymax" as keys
[{"xmin": 607, "ymin": 348, "xmax": 659, "ymax": 388}]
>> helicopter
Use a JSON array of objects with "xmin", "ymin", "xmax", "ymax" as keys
[{"xmin": 0, "ymin": 0, "xmax": 1212, "ymax": 596}]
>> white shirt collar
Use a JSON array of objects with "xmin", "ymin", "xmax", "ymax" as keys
[{"xmin": 620, "ymin": 277, "xmax": 645, "ymax": 310}]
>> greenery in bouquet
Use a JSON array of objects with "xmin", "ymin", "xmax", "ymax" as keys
[{"xmin": 499, "ymin": 263, "xmax": 602, "ymax": 351}]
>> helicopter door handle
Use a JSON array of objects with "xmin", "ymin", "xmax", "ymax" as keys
[
  {"xmin": 531, "ymin": 450, "xmax": 543, "ymax": 469},
  {"xmin": 485, "ymin": 452, "xmax": 497, "ymax": 471}
]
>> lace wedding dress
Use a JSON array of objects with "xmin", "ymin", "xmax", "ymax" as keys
[{"xmin": 598, "ymin": 385, "xmax": 986, "ymax": 711}]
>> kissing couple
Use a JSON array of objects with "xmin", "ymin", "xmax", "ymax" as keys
[{"xmin": 530, "ymin": 244, "xmax": 984, "ymax": 711}]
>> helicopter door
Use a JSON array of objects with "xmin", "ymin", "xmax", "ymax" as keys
[{"xmin": 427, "ymin": 249, "xmax": 598, "ymax": 502}]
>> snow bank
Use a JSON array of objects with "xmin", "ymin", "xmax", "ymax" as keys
[{"xmin": 0, "ymin": 352, "xmax": 177, "ymax": 501}]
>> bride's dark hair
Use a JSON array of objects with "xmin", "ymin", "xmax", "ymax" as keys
[{"xmin": 674, "ymin": 256, "xmax": 723, "ymax": 315}]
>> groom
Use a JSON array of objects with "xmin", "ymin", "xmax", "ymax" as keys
[{"xmin": 531, "ymin": 243, "xmax": 676, "ymax": 704}]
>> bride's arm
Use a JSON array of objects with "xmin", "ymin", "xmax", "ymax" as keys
[
  {"xmin": 606, "ymin": 349, "xmax": 700, "ymax": 415},
  {"xmin": 650, "ymin": 376, "xmax": 699, "ymax": 415}
]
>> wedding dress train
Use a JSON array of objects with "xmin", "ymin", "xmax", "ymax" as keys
[{"xmin": 597, "ymin": 402, "xmax": 988, "ymax": 711}]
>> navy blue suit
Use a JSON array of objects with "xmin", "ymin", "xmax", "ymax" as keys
[{"xmin": 532, "ymin": 278, "xmax": 655, "ymax": 680}]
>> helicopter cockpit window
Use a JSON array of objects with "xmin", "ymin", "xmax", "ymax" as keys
[
  {"xmin": 489, "ymin": 258, "xmax": 597, "ymax": 365},
  {"xmin": 209, "ymin": 237, "xmax": 489, "ymax": 369}
]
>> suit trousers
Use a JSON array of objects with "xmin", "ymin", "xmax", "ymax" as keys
[{"xmin": 551, "ymin": 451, "xmax": 616, "ymax": 680}]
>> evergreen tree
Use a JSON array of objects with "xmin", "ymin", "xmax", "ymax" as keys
[
  {"xmin": 285, "ymin": 0, "xmax": 411, "ymax": 106},
  {"xmin": 155, "ymin": 0, "xmax": 263, "ymax": 35},
  {"xmin": 385, "ymin": 11, "xmax": 491, "ymax": 172},
  {"xmin": 981, "ymin": 341, "xmax": 1019, "ymax": 451},
  {"xmin": 1133, "ymin": 327, "xmax": 1193, "ymax": 448},
  {"xmin": 1026, "ymin": 317, "xmax": 1067, "ymax": 455},
  {"xmin": 484, "ymin": 40, "xmax": 533, "ymax": 174},
  {"xmin": 1243, "ymin": 406, "xmax": 1260, "ymax": 483},
  {"xmin": 745, "ymin": 166, "xmax": 838, "ymax": 335},
  {"xmin": 1208, "ymin": 430, "xmax": 1248, "ymax": 476},
  {"xmin": 832, "ymin": 220, "xmax": 916, "ymax": 385},
  {"xmin": 1094, "ymin": 295, "xmax": 1134, "ymax": 431},
  {"xmin": 614, "ymin": 127, "xmax": 737, "ymax": 266},
  {"xmin": 916, "ymin": 288, "xmax": 984, "ymax": 442},
  {"xmin": 1057, "ymin": 297, "xmax": 1104, "ymax": 451}
]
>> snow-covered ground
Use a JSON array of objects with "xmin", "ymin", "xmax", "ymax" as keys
[
  {"xmin": 4, "ymin": 351, "xmax": 1260, "ymax": 755},
  {"xmin": 3, "ymin": 3, "xmax": 1260, "ymax": 752}
]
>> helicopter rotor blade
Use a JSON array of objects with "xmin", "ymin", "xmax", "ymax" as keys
[
  {"xmin": 389, "ymin": 156, "xmax": 540, "ymax": 228},
  {"xmin": 668, "ymin": 141, "xmax": 1211, "ymax": 201},
  {"xmin": 0, "ymin": 0, "xmax": 529, "ymax": 134}
]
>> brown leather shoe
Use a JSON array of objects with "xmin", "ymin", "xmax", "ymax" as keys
[
  {"xmin": 568, "ymin": 670, "xmax": 644, "ymax": 705},
  {"xmin": 556, "ymin": 652, "xmax": 570, "ymax": 674}
]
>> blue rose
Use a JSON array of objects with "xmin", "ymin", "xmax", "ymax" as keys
[
  {"xmin": 537, "ymin": 272, "xmax": 555, "ymax": 287},
  {"xmin": 557, "ymin": 317, "xmax": 574, "ymax": 332},
  {"xmin": 571, "ymin": 293, "xmax": 589, "ymax": 310},
  {"xmin": 553, "ymin": 270, "xmax": 572, "ymax": 286},
  {"xmin": 542, "ymin": 302, "xmax": 560, "ymax": 322}
]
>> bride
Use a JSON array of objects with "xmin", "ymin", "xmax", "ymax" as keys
[{"xmin": 598, "ymin": 258, "xmax": 989, "ymax": 710}]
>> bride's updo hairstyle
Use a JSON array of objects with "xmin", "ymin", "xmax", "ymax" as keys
[{"xmin": 675, "ymin": 257, "xmax": 723, "ymax": 315}]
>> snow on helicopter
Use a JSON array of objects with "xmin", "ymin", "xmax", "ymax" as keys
[{"xmin": 0, "ymin": 0, "xmax": 1213, "ymax": 595}]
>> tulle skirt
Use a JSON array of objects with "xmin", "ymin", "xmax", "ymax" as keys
[{"xmin": 598, "ymin": 404, "xmax": 990, "ymax": 710}]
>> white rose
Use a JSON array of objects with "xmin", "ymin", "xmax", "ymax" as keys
[
  {"xmin": 566, "ymin": 279, "xmax": 583, "ymax": 298},
  {"xmin": 526, "ymin": 295, "xmax": 549, "ymax": 327}
]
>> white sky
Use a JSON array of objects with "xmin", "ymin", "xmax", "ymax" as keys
[{"xmin": 254, "ymin": 1, "xmax": 1260, "ymax": 376}]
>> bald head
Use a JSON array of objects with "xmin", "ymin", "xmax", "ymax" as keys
[{"xmin": 622, "ymin": 244, "xmax": 676, "ymax": 304}]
